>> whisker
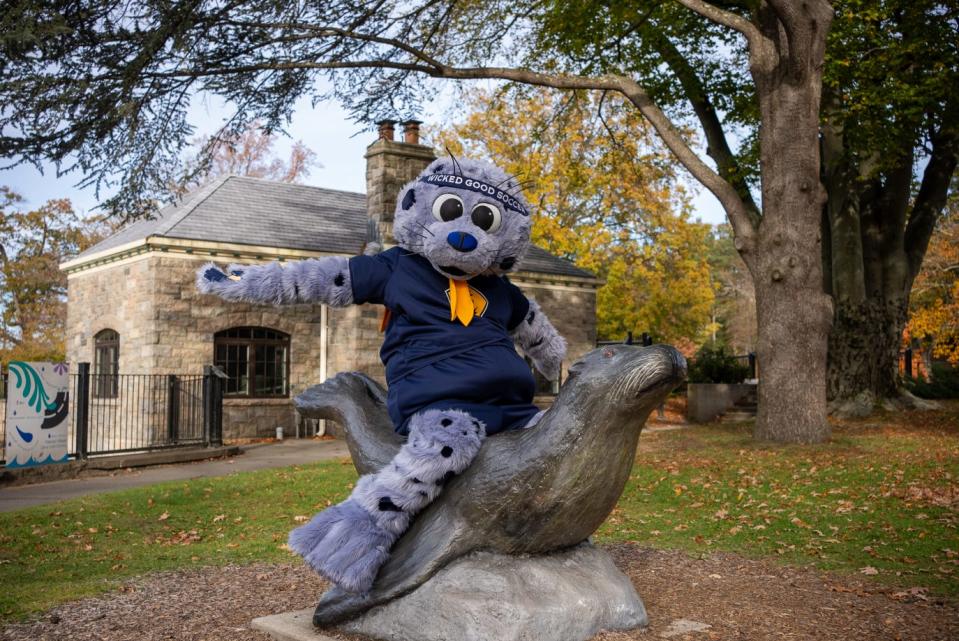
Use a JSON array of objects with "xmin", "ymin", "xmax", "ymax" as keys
[
  {"xmin": 494, "ymin": 172, "xmax": 526, "ymax": 189},
  {"xmin": 445, "ymin": 146, "xmax": 463, "ymax": 176},
  {"xmin": 414, "ymin": 220, "xmax": 435, "ymax": 236}
]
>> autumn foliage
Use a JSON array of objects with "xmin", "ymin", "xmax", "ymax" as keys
[
  {"xmin": 0, "ymin": 188, "xmax": 108, "ymax": 362},
  {"xmin": 439, "ymin": 89, "xmax": 715, "ymax": 344},
  {"xmin": 905, "ymin": 191, "xmax": 958, "ymax": 364}
]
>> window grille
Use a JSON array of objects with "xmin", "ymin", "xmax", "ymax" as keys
[{"xmin": 213, "ymin": 327, "xmax": 290, "ymax": 398}]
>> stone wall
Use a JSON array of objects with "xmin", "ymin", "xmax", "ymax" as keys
[
  {"xmin": 518, "ymin": 281, "xmax": 598, "ymax": 377},
  {"xmin": 66, "ymin": 258, "xmax": 158, "ymax": 373}
]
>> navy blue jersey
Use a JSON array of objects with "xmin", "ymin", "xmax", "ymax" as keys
[{"xmin": 349, "ymin": 247, "xmax": 539, "ymax": 435}]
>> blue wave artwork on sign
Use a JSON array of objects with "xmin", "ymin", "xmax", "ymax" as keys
[{"xmin": 4, "ymin": 361, "xmax": 70, "ymax": 468}]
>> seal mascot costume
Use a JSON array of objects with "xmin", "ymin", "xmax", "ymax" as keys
[{"xmin": 197, "ymin": 156, "xmax": 566, "ymax": 593}]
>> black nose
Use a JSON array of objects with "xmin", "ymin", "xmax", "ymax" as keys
[{"xmin": 446, "ymin": 231, "xmax": 478, "ymax": 252}]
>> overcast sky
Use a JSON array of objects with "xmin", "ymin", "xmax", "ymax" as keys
[{"xmin": 0, "ymin": 86, "xmax": 728, "ymax": 227}]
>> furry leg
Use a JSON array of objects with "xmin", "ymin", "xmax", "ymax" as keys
[{"xmin": 288, "ymin": 409, "xmax": 485, "ymax": 594}]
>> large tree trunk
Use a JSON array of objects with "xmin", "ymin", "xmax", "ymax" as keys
[
  {"xmin": 754, "ymin": 278, "xmax": 832, "ymax": 443},
  {"xmin": 827, "ymin": 298, "xmax": 907, "ymax": 401},
  {"xmin": 749, "ymin": 2, "xmax": 834, "ymax": 443}
]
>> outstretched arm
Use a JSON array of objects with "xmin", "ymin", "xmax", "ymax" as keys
[
  {"xmin": 512, "ymin": 300, "xmax": 567, "ymax": 381},
  {"xmin": 196, "ymin": 257, "xmax": 354, "ymax": 307}
]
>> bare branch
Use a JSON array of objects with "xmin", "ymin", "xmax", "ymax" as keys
[
  {"xmin": 649, "ymin": 31, "xmax": 761, "ymax": 225},
  {"xmin": 223, "ymin": 21, "xmax": 447, "ymax": 70},
  {"xmin": 616, "ymin": 77, "xmax": 757, "ymax": 258},
  {"xmin": 904, "ymin": 118, "xmax": 959, "ymax": 283},
  {"xmin": 673, "ymin": 0, "xmax": 763, "ymax": 45}
]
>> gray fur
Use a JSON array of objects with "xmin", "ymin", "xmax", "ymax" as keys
[
  {"xmin": 513, "ymin": 300, "xmax": 567, "ymax": 381},
  {"xmin": 288, "ymin": 409, "xmax": 486, "ymax": 594},
  {"xmin": 393, "ymin": 158, "xmax": 533, "ymax": 280},
  {"xmin": 195, "ymin": 256, "xmax": 353, "ymax": 306}
]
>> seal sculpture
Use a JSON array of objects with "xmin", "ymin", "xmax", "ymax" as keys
[{"xmin": 295, "ymin": 342, "xmax": 686, "ymax": 640}]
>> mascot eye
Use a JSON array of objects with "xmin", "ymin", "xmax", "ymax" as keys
[
  {"xmin": 432, "ymin": 194, "xmax": 464, "ymax": 222},
  {"xmin": 471, "ymin": 204, "xmax": 502, "ymax": 233}
]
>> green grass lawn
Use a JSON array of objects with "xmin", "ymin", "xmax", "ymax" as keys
[{"xmin": 1, "ymin": 403, "xmax": 957, "ymax": 622}]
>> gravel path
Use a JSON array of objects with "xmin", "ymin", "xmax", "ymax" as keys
[{"xmin": 3, "ymin": 544, "xmax": 956, "ymax": 641}]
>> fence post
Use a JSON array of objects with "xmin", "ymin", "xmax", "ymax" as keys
[
  {"xmin": 203, "ymin": 366, "xmax": 224, "ymax": 447},
  {"xmin": 748, "ymin": 352, "xmax": 757, "ymax": 380},
  {"xmin": 202, "ymin": 368, "xmax": 212, "ymax": 446},
  {"xmin": 75, "ymin": 363, "xmax": 90, "ymax": 460},
  {"xmin": 166, "ymin": 374, "xmax": 180, "ymax": 444},
  {"xmin": 904, "ymin": 348, "xmax": 913, "ymax": 378},
  {"xmin": 213, "ymin": 371, "xmax": 223, "ymax": 446}
]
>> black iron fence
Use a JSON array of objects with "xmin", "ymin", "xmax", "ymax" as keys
[{"xmin": 1, "ymin": 364, "xmax": 224, "ymax": 465}]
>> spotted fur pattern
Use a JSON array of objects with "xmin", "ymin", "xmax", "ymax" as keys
[{"xmin": 288, "ymin": 409, "xmax": 485, "ymax": 594}]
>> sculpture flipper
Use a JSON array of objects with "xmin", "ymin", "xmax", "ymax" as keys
[{"xmin": 294, "ymin": 372, "xmax": 402, "ymax": 475}]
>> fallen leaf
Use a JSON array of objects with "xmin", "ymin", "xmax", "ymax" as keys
[
  {"xmin": 157, "ymin": 512, "xmax": 170, "ymax": 521},
  {"xmin": 860, "ymin": 566, "xmax": 879, "ymax": 575}
]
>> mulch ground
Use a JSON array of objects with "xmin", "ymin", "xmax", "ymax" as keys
[{"xmin": 3, "ymin": 544, "xmax": 956, "ymax": 641}]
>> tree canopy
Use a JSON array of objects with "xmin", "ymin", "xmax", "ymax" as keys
[{"xmin": 0, "ymin": 189, "xmax": 107, "ymax": 362}]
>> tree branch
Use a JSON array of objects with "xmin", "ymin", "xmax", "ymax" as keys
[
  {"xmin": 673, "ymin": 0, "xmax": 763, "ymax": 46},
  {"xmin": 650, "ymin": 31, "xmax": 761, "ymax": 225},
  {"xmin": 615, "ymin": 78, "xmax": 757, "ymax": 257},
  {"xmin": 904, "ymin": 121, "xmax": 959, "ymax": 282}
]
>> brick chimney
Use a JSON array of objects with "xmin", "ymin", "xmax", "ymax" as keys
[{"xmin": 366, "ymin": 118, "xmax": 435, "ymax": 243}]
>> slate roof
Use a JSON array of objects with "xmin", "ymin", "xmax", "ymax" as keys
[{"xmin": 77, "ymin": 175, "xmax": 596, "ymax": 280}]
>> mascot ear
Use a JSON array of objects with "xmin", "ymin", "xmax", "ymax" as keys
[{"xmin": 401, "ymin": 188, "xmax": 416, "ymax": 211}]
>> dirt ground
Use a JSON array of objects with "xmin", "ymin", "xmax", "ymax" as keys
[{"xmin": 3, "ymin": 543, "xmax": 956, "ymax": 641}]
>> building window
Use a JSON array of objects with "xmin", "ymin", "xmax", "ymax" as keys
[
  {"xmin": 214, "ymin": 327, "xmax": 290, "ymax": 398},
  {"xmin": 93, "ymin": 329, "xmax": 119, "ymax": 398}
]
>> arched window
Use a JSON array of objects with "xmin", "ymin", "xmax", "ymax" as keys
[
  {"xmin": 93, "ymin": 329, "xmax": 119, "ymax": 398},
  {"xmin": 214, "ymin": 327, "xmax": 290, "ymax": 397}
]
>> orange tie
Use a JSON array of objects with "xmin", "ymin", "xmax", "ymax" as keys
[{"xmin": 448, "ymin": 278, "xmax": 475, "ymax": 326}]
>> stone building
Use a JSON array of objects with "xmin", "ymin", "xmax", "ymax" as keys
[{"xmin": 61, "ymin": 121, "xmax": 601, "ymax": 439}]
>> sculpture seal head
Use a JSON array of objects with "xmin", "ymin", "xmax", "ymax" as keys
[{"xmin": 300, "ymin": 343, "xmax": 687, "ymax": 625}]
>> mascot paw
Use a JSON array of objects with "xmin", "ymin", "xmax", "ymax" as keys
[
  {"xmin": 289, "ymin": 497, "xmax": 398, "ymax": 594},
  {"xmin": 196, "ymin": 262, "xmax": 245, "ymax": 295},
  {"xmin": 204, "ymin": 266, "xmax": 227, "ymax": 282}
]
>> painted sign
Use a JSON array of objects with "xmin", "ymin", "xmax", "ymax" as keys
[{"xmin": 4, "ymin": 362, "xmax": 70, "ymax": 468}]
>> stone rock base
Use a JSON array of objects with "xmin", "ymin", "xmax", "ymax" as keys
[
  {"xmin": 253, "ymin": 544, "xmax": 646, "ymax": 641},
  {"xmin": 348, "ymin": 544, "xmax": 646, "ymax": 641}
]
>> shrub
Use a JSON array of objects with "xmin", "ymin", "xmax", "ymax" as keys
[
  {"xmin": 688, "ymin": 345, "xmax": 751, "ymax": 384},
  {"xmin": 904, "ymin": 362, "xmax": 959, "ymax": 399}
]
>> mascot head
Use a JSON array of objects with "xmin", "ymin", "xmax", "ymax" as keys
[{"xmin": 393, "ymin": 156, "xmax": 533, "ymax": 281}]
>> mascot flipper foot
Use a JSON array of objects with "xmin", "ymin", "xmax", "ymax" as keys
[{"xmin": 288, "ymin": 409, "xmax": 486, "ymax": 594}]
